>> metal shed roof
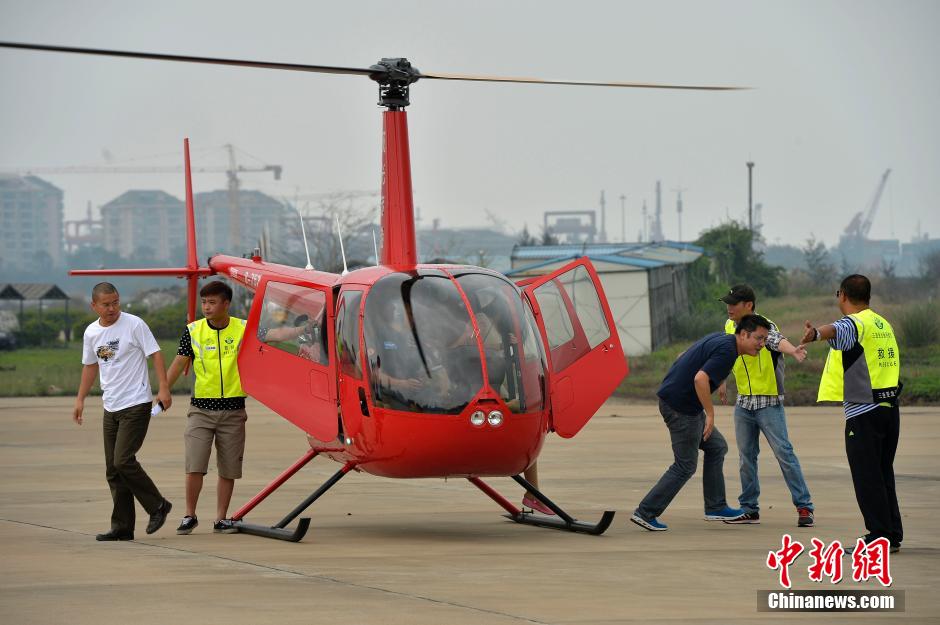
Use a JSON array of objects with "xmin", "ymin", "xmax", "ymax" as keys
[
  {"xmin": 507, "ymin": 241, "xmax": 704, "ymax": 276},
  {"xmin": 0, "ymin": 283, "xmax": 70, "ymax": 300}
]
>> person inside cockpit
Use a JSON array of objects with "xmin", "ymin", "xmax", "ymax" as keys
[{"xmin": 259, "ymin": 307, "xmax": 327, "ymax": 365}]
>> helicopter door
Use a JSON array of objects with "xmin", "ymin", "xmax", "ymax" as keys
[
  {"xmin": 522, "ymin": 258, "xmax": 627, "ymax": 438},
  {"xmin": 335, "ymin": 289, "xmax": 367, "ymax": 440},
  {"xmin": 240, "ymin": 279, "xmax": 338, "ymax": 442}
]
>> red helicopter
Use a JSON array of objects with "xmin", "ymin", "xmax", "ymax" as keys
[{"xmin": 1, "ymin": 42, "xmax": 739, "ymax": 541}]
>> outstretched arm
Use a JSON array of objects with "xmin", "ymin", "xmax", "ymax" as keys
[
  {"xmin": 801, "ymin": 321, "xmax": 837, "ymax": 345},
  {"xmin": 778, "ymin": 337, "xmax": 807, "ymax": 362}
]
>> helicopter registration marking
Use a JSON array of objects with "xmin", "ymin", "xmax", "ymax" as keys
[{"xmin": 230, "ymin": 268, "xmax": 261, "ymax": 289}]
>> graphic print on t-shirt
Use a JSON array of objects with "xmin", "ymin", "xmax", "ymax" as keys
[{"xmin": 96, "ymin": 338, "xmax": 120, "ymax": 362}]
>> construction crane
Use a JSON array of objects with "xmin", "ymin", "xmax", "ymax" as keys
[
  {"xmin": 5, "ymin": 144, "xmax": 282, "ymax": 251},
  {"xmin": 843, "ymin": 169, "xmax": 891, "ymax": 240}
]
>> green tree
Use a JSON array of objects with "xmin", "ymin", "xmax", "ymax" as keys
[
  {"xmin": 516, "ymin": 224, "xmax": 537, "ymax": 247},
  {"xmin": 539, "ymin": 226, "xmax": 559, "ymax": 246},
  {"xmin": 693, "ymin": 221, "xmax": 784, "ymax": 302},
  {"xmin": 802, "ymin": 235, "xmax": 837, "ymax": 288}
]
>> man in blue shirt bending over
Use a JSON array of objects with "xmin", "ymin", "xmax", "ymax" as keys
[{"xmin": 631, "ymin": 314, "xmax": 771, "ymax": 531}]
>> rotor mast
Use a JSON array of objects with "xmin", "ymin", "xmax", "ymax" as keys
[{"xmin": 370, "ymin": 58, "xmax": 420, "ymax": 268}]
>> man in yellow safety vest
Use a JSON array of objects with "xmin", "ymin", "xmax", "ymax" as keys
[
  {"xmin": 166, "ymin": 280, "xmax": 247, "ymax": 535},
  {"xmin": 801, "ymin": 274, "xmax": 902, "ymax": 552},
  {"xmin": 716, "ymin": 284, "xmax": 815, "ymax": 528}
]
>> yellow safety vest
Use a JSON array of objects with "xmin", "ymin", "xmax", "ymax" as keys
[
  {"xmin": 725, "ymin": 318, "xmax": 782, "ymax": 396},
  {"xmin": 188, "ymin": 317, "xmax": 246, "ymax": 398},
  {"xmin": 817, "ymin": 309, "xmax": 900, "ymax": 404}
]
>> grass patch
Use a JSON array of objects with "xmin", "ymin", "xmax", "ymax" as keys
[{"xmin": 0, "ymin": 340, "xmax": 191, "ymax": 397}]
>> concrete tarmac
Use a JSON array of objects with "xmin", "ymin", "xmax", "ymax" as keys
[{"xmin": 1, "ymin": 397, "xmax": 937, "ymax": 624}]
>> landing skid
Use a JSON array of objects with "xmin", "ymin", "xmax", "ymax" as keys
[
  {"xmin": 230, "ymin": 448, "xmax": 356, "ymax": 543},
  {"xmin": 468, "ymin": 474, "xmax": 616, "ymax": 535},
  {"xmin": 235, "ymin": 517, "xmax": 311, "ymax": 542}
]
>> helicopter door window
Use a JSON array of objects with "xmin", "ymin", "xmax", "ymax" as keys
[
  {"xmin": 556, "ymin": 265, "xmax": 610, "ymax": 349},
  {"xmin": 532, "ymin": 280, "xmax": 576, "ymax": 349},
  {"xmin": 336, "ymin": 290, "xmax": 363, "ymax": 379},
  {"xmin": 533, "ymin": 265, "xmax": 610, "ymax": 373},
  {"xmin": 257, "ymin": 282, "xmax": 329, "ymax": 366}
]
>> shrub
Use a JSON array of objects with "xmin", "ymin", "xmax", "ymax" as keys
[
  {"xmin": 143, "ymin": 302, "xmax": 189, "ymax": 340},
  {"xmin": 670, "ymin": 308, "xmax": 726, "ymax": 342},
  {"xmin": 14, "ymin": 318, "xmax": 62, "ymax": 347},
  {"xmin": 897, "ymin": 302, "xmax": 940, "ymax": 348}
]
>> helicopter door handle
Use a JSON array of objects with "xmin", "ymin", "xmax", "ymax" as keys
[{"xmin": 358, "ymin": 387, "xmax": 370, "ymax": 417}]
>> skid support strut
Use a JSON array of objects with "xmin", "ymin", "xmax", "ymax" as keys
[
  {"xmin": 468, "ymin": 474, "xmax": 615, "ymax": 535},
  {"xmin": 233, "ymin": 454, "xmax": 356, "ymax": 542}
]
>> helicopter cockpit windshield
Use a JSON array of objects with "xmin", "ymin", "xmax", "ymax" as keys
[{"xmin": 363, "ymin": 270, "xmax": 546, "ymax": 415}]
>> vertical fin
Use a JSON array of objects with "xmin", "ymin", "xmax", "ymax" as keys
[{"xmin": 183, "ymin": 138, "xmax": 199, "ymax": 323}]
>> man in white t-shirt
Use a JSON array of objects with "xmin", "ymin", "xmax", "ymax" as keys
[{"xmin": 73, "ymin": 282, "xmax": 174, "ymax": 541}]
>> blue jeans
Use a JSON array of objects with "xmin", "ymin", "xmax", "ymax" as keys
[
  {"xmin": 635, "ymin": 399, "xmax": 730, "ymax": 520},
  {"xmin": 734, "ymin": 403, "xmax": 813, "ymax": 513}
]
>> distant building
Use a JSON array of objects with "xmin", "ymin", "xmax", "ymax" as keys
[
  {"xmin": 0, "ymin": 175, "xmax": 64, "ymax": 270},
  {"xmin": 899, "ymin": 236, "xmax": 940, "ymax": 276},
  {"xmin": 836, "ymin": 236, "xmax": 900, "ymax": 273},
  {"xmin": 509, "ymin": 242, "xmax": 704, "ymax": 355},
  {"xmin": 418, "ymin": 226, "xmax": 518, "ymax": 271},
  {"xmin": 195, "ymin": 190, "xmax": 288, "ymax": 255},
  {"xmin": 101, "ymin": 190, "xmax": 185, "ymax": 261},
  {"xmin": 99, "ymin": 188, "xmax": 288, "ymax": 261}
]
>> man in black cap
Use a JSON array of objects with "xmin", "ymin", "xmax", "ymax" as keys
[{"xmin": 718, "ymin": 284, "xmax": 815, "ymax": 528}]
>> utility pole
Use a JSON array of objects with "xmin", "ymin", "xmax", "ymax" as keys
[
  {"xmin": 672, "ymin": 185, "xmax": 688, "ymax": 242},
  {"xmin": 619, "ymin": 193, "xmax": 626, "ymax": 242},
  {"xmin": 599, "ymin": 190, "xmax": 607, "ymax": 243},
  {"xmin": 650, "ymin": 180, "xmax": 664, "ymax": 242},
  {"xmin": 747, "ymin": 161, "xmax": 754, "ymax": 234},
  {"xmin": 641, "ymin": 200, "xmax": 648, "ymax": 242}
]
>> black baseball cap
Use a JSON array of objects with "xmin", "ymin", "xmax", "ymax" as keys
[{"xmin": 719, "ymin": 284, "xmax": 756, "ymax": 305}]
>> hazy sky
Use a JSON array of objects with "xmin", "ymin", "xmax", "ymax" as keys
[{"xmin": 1, "ymin": 0, "xmax": 938, "ymax": 249}]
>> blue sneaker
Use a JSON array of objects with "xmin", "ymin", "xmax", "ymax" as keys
[
  {"xmin": 630, "ymin": 512, "xmax": 668, "ymax": 531},
  {"xmin": 704, "ymin": 506, "xmax": 746, "ymax": 521}
]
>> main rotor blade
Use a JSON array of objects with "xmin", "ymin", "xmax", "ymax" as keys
[
  {"xmin": 0, "ymin": 41, "xmax": 374, "ymax": 77},
  {"xmin": 0, "ymin": 41, "xmax": 746, "ymax": 90},
  {"xmin": 419, "ymin": 71, "xmax": 746, "ymax": 91}
]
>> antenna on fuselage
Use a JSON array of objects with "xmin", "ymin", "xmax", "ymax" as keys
[
  {"xmin": 335, "ymin": 215, "xmax": 349, "ymax": 276},
  {"xmin": 372, "ymin": 229, "xmax": 379, "ymax": 266},
  {"xmin": 295, "ymin": 203, "xmax": 314, "ymax": 270}
]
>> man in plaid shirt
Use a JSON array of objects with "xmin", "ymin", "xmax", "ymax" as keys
[{"xmin": 717, "ymin": 285, "xmax": 816, "ymax": 528}]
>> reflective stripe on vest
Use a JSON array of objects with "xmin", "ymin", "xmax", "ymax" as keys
[
  {"xmin": 188, "ymin": 317, "xmax": 247, "ymax": 399},
  {"xmin": 816, "ymin": 309, "xmax": 900, "ymax": 403},
  {"xmin": 724, "ymin": 317, "xmax": 782, "ymax": 396}
]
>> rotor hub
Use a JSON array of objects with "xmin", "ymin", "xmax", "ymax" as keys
[{"xmin": 368, "ymin": 58, "xmax": 421, "ymax": 110}]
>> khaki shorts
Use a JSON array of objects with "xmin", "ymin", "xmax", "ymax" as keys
[{"xmin": 184, "ymin": 407, "xmax": 247, "ymax": 479}]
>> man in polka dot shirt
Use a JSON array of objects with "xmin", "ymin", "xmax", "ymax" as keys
[{"xmin": 166, "ymin": 281, "xmax": 248, "ymax": 535}]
